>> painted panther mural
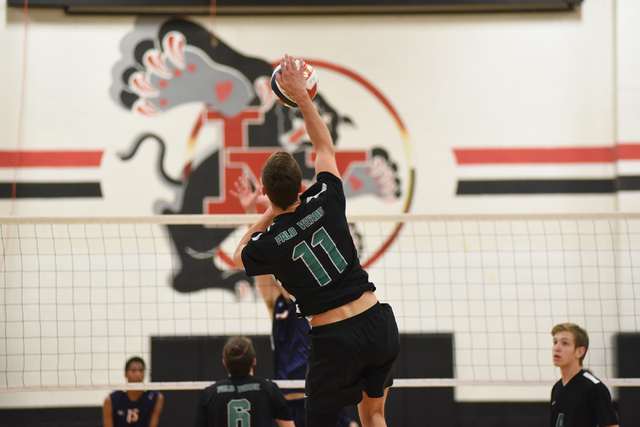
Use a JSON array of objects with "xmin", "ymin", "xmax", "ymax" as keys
[{"xmin": 110, "ymin": 17, "xmax": 403, "ymax": 297}]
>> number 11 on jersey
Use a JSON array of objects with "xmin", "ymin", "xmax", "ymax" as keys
[{"xmin": 292, "ymin": 227, "xmax": 347, "ymax": 286}]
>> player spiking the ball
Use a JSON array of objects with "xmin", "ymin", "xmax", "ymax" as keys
[{"xmin": 233, "ymin": 55, "xmax": 400, "ymax": 427}]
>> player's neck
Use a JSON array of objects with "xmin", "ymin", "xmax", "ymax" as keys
[
  {"xmin": 272, "ymin": 199, "xmax": 300, "ymax": 216},
  {"xmin": 126, "ymin": 389, "xmax": 144, "ymax": 401},
  {"xmin": 228, "ymin": 367, "xmax": 254, "ymax": 377},
  {"xmin": 560, "ymin": 363, "xmax": 582, "ymax": 385}
]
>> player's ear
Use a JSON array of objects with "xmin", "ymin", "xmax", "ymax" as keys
[
  {"xmin": 253, "ymin": 358, "xmax": 257, "ymax": 366},
  {"xmin": 576, "ymin": 346, "xmax": 586, "ymax": 359}
]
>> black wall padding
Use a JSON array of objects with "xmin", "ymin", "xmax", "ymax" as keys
[
  {"xmin": 615, "ymin": 333, "xmax": 640, "ymax": 426},
  {"xmin": 151, "ymin": 333, "xmax": 454, "ymax": 427}
]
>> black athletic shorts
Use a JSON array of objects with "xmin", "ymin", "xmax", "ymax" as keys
[
  {"xmin": 286, "ymin": 398, "xmax": 354, "ymax": 427},
  {"xmin": 305, "ymin": 302, "xmax": 400, "ymax": 414}
]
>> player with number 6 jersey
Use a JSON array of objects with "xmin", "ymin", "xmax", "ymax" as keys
[
  {"xmin": 194, "ymin": 337, "xmax": 294, "ymax": 427},
  {"xmin": 234, "ymin": 54, "xmax": 400, "ymax": 427}
]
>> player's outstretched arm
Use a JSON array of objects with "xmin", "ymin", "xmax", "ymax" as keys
[
  {"xmin": 148, "ymin": 392, "xmax": 164, "ymax": 427},
  {"xmin": 102, "ymin": 396, "xmax": 114, "ymax": 427},
  {"xmin": 231, "ymin": 174, "xmax": 276, "ymax": 269},
  {"xmin": 230, "ymin": 177, "xmax": 284, "ymax": 311},
  {"xmin": 233, "ymin": 207, "xmax": 276, "ymax": 269},
  {"xmin": 255, "ymin": 275, "xmax": 289, "ymax": 320},
  {"xmin": 276, "ymin": 54, "xmax": 340, "ymax": 179}
]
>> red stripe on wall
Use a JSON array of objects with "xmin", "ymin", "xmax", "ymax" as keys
[
  {"xmin": 454, "ymin": 144, "xmax": 640, "ymax": 165},
  {"xmin": 617, "ymin": 144, "xmax": 640, "ymax": 160},
  {"xmin": 0, "ymin": 151, "xmax": 103, "ymax": 167}
]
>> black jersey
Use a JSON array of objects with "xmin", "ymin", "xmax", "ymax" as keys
[
  {"xmin": 109, "ymin": 390, "xmax": 159, "ymax": 427},
  {"xmin": 242, "ymin": 172, "xmax": 374, "ymax": 316},
  {"xmin": 195, "ymin": 375, "xmax": 292, "ymax": 427},
  {"xmin": 550, "ymin": 370, "xmax": 618, "ymax": 427}
]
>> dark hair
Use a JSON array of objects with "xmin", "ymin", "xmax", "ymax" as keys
[
  {"xmin": 125, "ymin": 356, "xmax": 146, "ymax": 372},
  {"xmin": 552, "ymin": 323, "xmax": 589, "ymax": 366},
  {"xmin": 223, "ymin": 337, "xmax": 256, "ymax": 376},
  {"xmin": 261, "ymin": 151, "xmax": 302, "ymax": 210}
]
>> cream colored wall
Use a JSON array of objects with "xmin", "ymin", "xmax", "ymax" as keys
[{"xmin": 1, "ymin": 1, "xmax": 634, "ymax": 217}]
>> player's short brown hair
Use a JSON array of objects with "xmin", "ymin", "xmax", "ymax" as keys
[
  {"xmin": 223, "ymin": 337, "xmax": 256, "ymax": 376},
  {"xmin": 261, "ymin": 151, "xmax": 302, "ymax": 210},
  {"xmin": 552, "ymin": 323, "xmax": 589, "ymax": 366}
]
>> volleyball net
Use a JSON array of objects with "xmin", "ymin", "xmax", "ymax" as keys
[{"xmin": 1, "ymin": 213, "xmax": 640, "ymax": 393}]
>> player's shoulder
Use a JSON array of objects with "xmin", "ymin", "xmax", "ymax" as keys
[
  {"xmin": 301, "ymin": 172, "xmax": 345, "ymax": 208},
  {"xmin": 145, "ymin": 390, "xmax": 161, "ymax": 401},
  {"xmin": 578, "ymin": 370, "xmax": 612, "ymax": 394},
  {"xmin": 316, "ymin": 171, "xmax": 342, "ymax": 188},
  {"xmin": 109, "ymin": 390, "xmax": 127, "ymax": 406},
  {"xmin": 317, "ymin": 171, "xmax": 340, "ymax": 181},
  {"xmin": 274, "ymin": 294, "xmax": 291, "ymax": 313},
  {"xmin": 581, "ymin": 370, "xmax": 602, "ymax": 385},
  {"xmin": 251, "ymin": 375, "xmax": 272, "ymax": 385},
  {"xmin": 253, "ymin": 376, "xmax": 282, "ymax": 389},
  {"xmin": 110, "ymin": 390, "xmax": 125, "ymax": 399},
  {"xmin": 204, "ymin": 378, "xmax": 231, "ymax": 392}
]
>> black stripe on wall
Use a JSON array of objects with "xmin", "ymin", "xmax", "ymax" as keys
[
  {"xmin": 0, "ymin": 183, "xmax": 103, "ymax": 198},
  {"xmin": 457, "ymin": 176, "xmax": 640, "ymax": 195},
  {"xmin": 617, "ymin": 176, "xmax": 640, "ymax": 191}
]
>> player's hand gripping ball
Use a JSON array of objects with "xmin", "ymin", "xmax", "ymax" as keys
[{"xmin": 270, "ymin": 60, "xmax": 319, "ymax": 108}]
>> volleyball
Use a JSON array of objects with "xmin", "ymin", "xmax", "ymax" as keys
[{"xmin": 270, "ymin": 60, "xmax": 319, "ymax": 108}]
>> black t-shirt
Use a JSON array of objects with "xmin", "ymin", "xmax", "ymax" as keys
[
  {"xmin": 550, "ymin": 370, "xmax": 618, "ymax": 427},
  {"xmin": 195, "ymin": 376, "xmax": 292, "ymax": 427},
  {"xmin": 242, "ymin": 172, "xmax": 374, "ymax": 316},
  {"xmin": 109, "ymin": 390, "xmax": 159, "ymax": 427}
]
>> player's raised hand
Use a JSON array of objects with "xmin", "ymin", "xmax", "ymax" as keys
[
  {"xmin": 230, "ymin": 174, "xmax": 268, "ymax": 214},
  {"xmin": 276, "ymin": 54, "xmax": 308, "ymax": 102}
]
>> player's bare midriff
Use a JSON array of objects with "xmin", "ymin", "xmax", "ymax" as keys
[{"xmin": 308, "ymin": 290, "xmax": 378, "ymax": 327}]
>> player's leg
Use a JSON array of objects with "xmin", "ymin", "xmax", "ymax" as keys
[
  {"xmin": 357, "ymin": 388, "xmax": 389, "ymax": 427},
  {"xmin": 305, "ymin": 320, "xmax": 368, "ymax": 426},
  {"xmin": 285, "ymin": 397, "xmax": 306, "ymax": 427},
  {"xmin": 305, "ymin": 410, "xmax": 340, "ymax": 427},
  {"xmin": 337, "ymin": 408, "xmax": 359, "ymax": 427},
  {"xmin": 357, "ymin": 303, "xmax": 399, "ymax": 427}
]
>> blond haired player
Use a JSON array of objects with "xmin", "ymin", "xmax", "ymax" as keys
[{"xmin": 551, "ymin": 323, "xmax": 618, "ymax": 427}]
